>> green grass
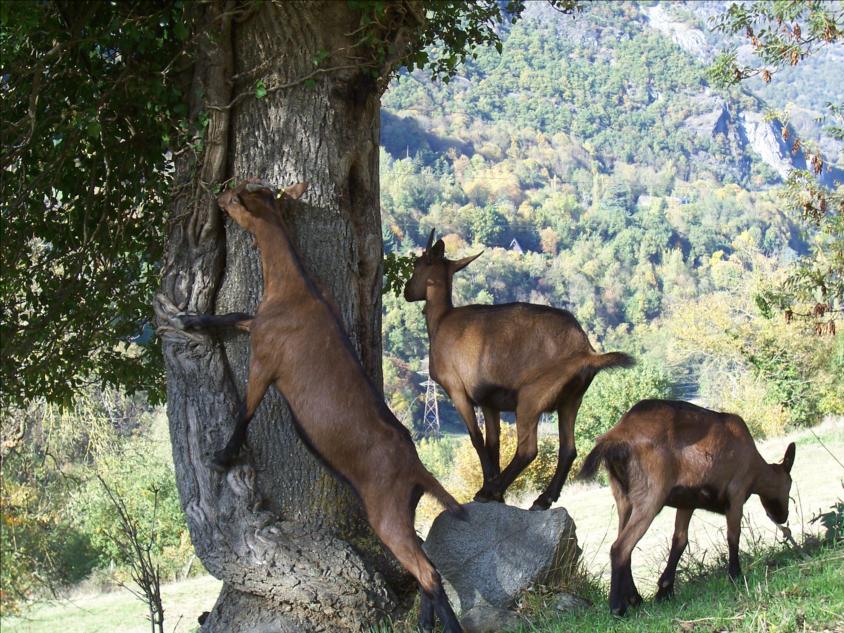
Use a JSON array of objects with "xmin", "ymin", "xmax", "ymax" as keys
[
  {"xmin": 3, "ymin": 574, "xmax": 221, "ymax": 633},
  {"xmin": 518, "ymin": 541, "xmax": 844, "ymax": 633},
  {"xmin": 373, "ymin": 540, "xmax": 843, "ymax": 633}
]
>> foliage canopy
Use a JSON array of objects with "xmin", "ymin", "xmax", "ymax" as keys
[{"xmin": 0, "ymin": 0, "xmax": 577, "ymax": 409}]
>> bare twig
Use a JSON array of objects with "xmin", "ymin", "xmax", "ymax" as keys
[
  {"xmin": 809, "ymin": 428, "xmax": 844, "ymax": 471},
  {"xmin": 207, "ymin": 64, "xmax": 364, "ymax": 112},
  {"xmin": 96, "ymin": 474, "xmax": 164, "ymax": 633}
]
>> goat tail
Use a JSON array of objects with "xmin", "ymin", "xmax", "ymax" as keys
[
  {"xmin": 578, "ymin": 441, "xmax": 608, "ymax": 481},
  {"xmin": 578, "ymin": 440, "xmax": 631, "ymax": 492},
  {"xmin": 588, "ymin": 351, "xmax": 636, "ymax": 372},
  {"xmin": 421, "ymin": 472, "xmax": 468, "ymax": 521}
]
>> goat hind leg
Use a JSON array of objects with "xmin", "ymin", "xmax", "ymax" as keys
[
  {"xmin": 372, "ymin": 511, "xmax": 462, "ymax": 633},
  {"xmin": 418, "ymin": 587, "xmax": 435, "ymax": 633},
  {"xmin": 531, "ymin": 395, "xmax": 583, "ymax": 510},
  {"xmin": 609, "ymin": 502, "xmax": 660, "ymax": 615}
]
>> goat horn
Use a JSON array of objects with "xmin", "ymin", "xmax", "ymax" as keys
[
  {"xmin": 425, "ymin": 228, "xmax": 436, "ymax": 252},
  {"xmin": 244, "ymin": 181, "xmax": 276, "ymax": 194}
]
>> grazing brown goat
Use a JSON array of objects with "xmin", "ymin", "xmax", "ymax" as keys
[
  {"xmin": 404, "ymin": 230, "xmax": 634, "ymax": 510},
  {"xmin": 578, "ymin": 399, "xmax": 796, "ymax": 616},
  {"xmin": 179, "ymin": 180, "xmax": 464, "ymax": 633}
]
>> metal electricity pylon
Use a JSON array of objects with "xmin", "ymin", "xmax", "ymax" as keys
[{"xmin": 418, "ymin": 357, "xmax": 441, "ymax": 438}]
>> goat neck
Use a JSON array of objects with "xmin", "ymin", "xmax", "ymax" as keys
[
  {"xmin": 248, "ymin": 214, "xmax": 309, "ymax": 300},
  {"xmin": 422, "ymin": 269, "xmax": 454, "ymax": 339}
]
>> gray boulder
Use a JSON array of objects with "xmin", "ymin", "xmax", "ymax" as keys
[{"xmin": 423, "ymin": 502, "xmax": 580, "ymax": 625}]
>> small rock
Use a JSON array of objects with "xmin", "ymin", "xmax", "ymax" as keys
[
  {"xmin": 460, "ymin": 603, "xmax": 524, "ymax": 633},
  {"xmin": 552, "ymin": 591, "xmax": 590, "ymax": 612}
]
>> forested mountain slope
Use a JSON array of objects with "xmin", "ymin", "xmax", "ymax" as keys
[{"xmin": 377, "ymin": 0, "xmax": 843, "ymax": 434}]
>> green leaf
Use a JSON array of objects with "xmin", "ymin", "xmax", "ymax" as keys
[
  {"xmin": 173, "ymin": 20, "xmax": 188, "ymax": 41},
  {"xmin": 86, "ymin": 121, "xmax": 101, "ymax": 138},
  {"xmin": 255, "ymin": 80, "xmax": 268, "ymax": 99},
  {"xmin": 313, "ymin": 48, "xmax": 330, "ymax": 66}
]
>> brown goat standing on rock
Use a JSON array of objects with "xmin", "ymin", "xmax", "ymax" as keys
[
  {"xmin": 404, "ymin": 230, "xmax": 635, "ymax": 510},
  {"xmin": 578, "ymin": 399, "xmax": 796, "ymax": 616},
  {"xmin": 178, "ymin": 180, "xmax": 465, "ymax": 633}
]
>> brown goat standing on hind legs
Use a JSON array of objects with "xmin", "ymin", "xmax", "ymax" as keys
[
  {"xmin": 404, "ymin": 230, "xmax": 635, "ymax": 510},
  {"xmin": 177, "ymin": 179, "xmax": 465, "ymax": 633},
  {"xmin": 578, "ymin": 399, "xmax": 796, "ymax": 616}
]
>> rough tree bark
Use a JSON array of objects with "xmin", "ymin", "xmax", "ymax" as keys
[{"xmin": 153, "ymin": 2, "xmax": 422, "ymax": 630}]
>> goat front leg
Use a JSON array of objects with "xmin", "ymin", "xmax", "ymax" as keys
[
  {"xmin": 531, "ymin": 395, "xmax": 583, "ymax": 510},
  {"xmin": 481, "ymin": 405, "xmax": 541, "ymax": 501},
  {"xmin": 176, "ymin": 311, "xmax": 253, "ymax": 333},
  {"xmin": 655, "ymin": 508, "xmax": 693, "ymax": 601},
  {"xmin": 450, "ymin": 392, "xmax": 499, "ymax": 501},
  {"xmin": 726, "ymin": 505, "xmax": 743, "ymax": 581},
  {"xmin": 211, "ymin": 359, "xmax": 271, "ymax": 472}
]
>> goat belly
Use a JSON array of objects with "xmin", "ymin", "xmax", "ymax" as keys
[
  {"xmin": 665, "ymin": 485, "xmax": 728, "ymax": 513},
  {"xmin": 471, "ymin": 383, "xmax": 518, "ymax": 411}
]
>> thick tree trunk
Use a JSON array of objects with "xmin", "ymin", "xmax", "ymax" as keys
[{"xmin": 154, "ymin": 2, "xmax": 421, "ymax": 630}]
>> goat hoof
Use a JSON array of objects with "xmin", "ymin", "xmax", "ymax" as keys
[
  {"xmin": 474, "ymin": 492, "xmax": 504, "ymax": 504},
  {"xmin": 529, "ymin": 499, "xmax": 551, "ymax": 511},
  {"xmin": 628, "ymin": 591, "xmax": 643, "ymax": 607},
  {"xmin": 610, "ymin": 604, "xmax": 627, "ymax": 618},
  {"xmin": 209, "ymin": 451, "xmax": 234, "ymax": 473},
  {"xmin": 654, "ymin": 587, "xmax": 674, "ymax": 602},
  {"xmin": 174, "ymin": 313, "xmax": 202, "ymax": 330}
]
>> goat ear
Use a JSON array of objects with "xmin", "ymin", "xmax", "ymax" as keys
[
  {"xmin": 782, "ymin": 442, "xmax": 796, "ymax": 473},
  {"xmin": 283, "ymin": 182, "xmax": 308, "ymax": 200},
  {"xmin": 430, "ymin": 239, "xmax": 445, "ymax": 259},
  {"xmin": 450, "ymin": 251, "xmax": 483, "ymax": 274}
]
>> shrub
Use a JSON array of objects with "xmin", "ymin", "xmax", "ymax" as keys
[
  {"xmin": 812, "ymin": 490, "xmax": 844, "ymax": 545},
  {"xmin": 0, "ymin": 471, "xmax": 98, "ymax": 615},
  {"xmin": 448, "ymin": 424, "xmax": 559, "ymax": 504},
  {"xmin": 69, "ymin": 445, "xmax": 189, "ymax": 572},
  {"xmin": 416, "ymin": 435, "xmax": 460, "ymax": 482},
  {"xmin": 575, "ymin": 360, "xmax": 673, "ymax": 462}
]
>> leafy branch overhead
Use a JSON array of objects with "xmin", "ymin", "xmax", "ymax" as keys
[
  {"xmin": 1, "ymin": 1, "xmax": 193, "ymax": 407},
  {"xmin": 391, "ymin": 0, "xmax": 581, "ymax": 80},
  {"xmin": 1, "ymin": 0, "xmax": 576, "ymax": 409},
  {"xmin": 707, "ymin": 1, "xmax": 843, "ymax": 332},
  {"xmin": 708, "ymin": 0, "xmax": 843, "ymax": 87}
]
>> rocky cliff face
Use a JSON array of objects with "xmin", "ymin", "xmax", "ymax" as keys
[
  {"xmin": 644, "ymin": 4, "xmax": 711, "ymax": 62},
  {"xmin": 644, "ymin": 2, "xmax": 842, "ymax": 188}
]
